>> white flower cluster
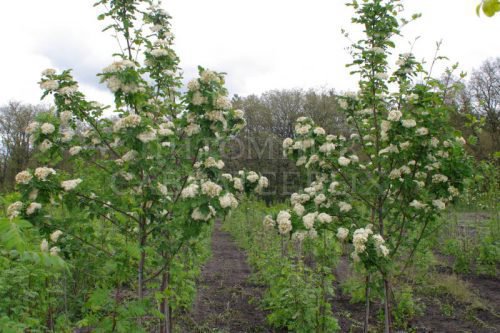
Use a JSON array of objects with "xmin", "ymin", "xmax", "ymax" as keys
[
  {"xmin": 276, "ymin": 210, "xmax": 292, "ymax": 235},
  {"xmin": 101, "ymin": 60, "xmax": 140, "ymax": 93},
  {"xmin": 137, "ymin": 127, "xmax": 157, "ymax": 143},
  {"xmin": 219, "ymin": 192, "xmax": 238, "ymax": 209},
  {"xmin": 102, "ymin": 60, "xmax": 135, "ymax": 73},
  {"xmin": 61, "ymin": 178, "xmax": 82, "ymax": 191},
  {"xmin": 204, "ymin": 157, "xmax": 225, "ymax": 169},
  {"xmin": 34, "ymin": 167, "xmax": 56, "ymax": 181},
  {"xmin": 191, "ymin": 206, "xmax": 216, "ymax": 221},
  {"xmin": 15, "ymin": 171, "xmax": 33, "ymax": 184},
  {"xmin": 113, "ymin": 114, "xmax": 142, "ymax": 132},
  {"xmin": 40, "ymin": 230, "xmax": 64, "ymax": 256},
  {"xmin": 181, "ymin": 183, "xmax": 199, "ymax": 198},
  {"xmin": 7, "ymin": 201, "xmax": 23, "ymax": 219},
  {"xmin": 201, "ymin": 180, "xmax": 222, "ymax": 198},
  {"xmin": 351, "ymin": 225, "xmax": 389, "ymax": 262}
]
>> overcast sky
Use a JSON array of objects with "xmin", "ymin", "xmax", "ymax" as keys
[{"xmin": 1, "ymin": 0, "xmax": 499, "ymax": 107}]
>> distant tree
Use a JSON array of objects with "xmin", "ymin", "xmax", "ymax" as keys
[
  {"xmin": 0, "ymin": 101, "xmax": 45, "ymax": 191},
  {"xmin": 225, "ymin": 89, "xmax": 347, "ymax": 201},
  {"xmin": 469, "ymin": 58, "xmax": 500, "ymax": 154}
]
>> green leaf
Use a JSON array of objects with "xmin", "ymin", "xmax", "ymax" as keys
[{"xmin": 482, "ymin": 0, "xmax": 500, "ymax": 16}]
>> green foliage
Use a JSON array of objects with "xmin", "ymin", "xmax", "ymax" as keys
[
  {"xmin": 392, "ymin": 287, "xmax": 423, "ymax": 330},
  {"xmin": 477, "ymin": 0, "xmax": 500, "ymax": 17},
  {"xmin": 460, "ymin": 160, "xmax": 499, "ymax": 210},
  {"xmin": 224, "ymin": 200, "xmax": 340, "ymax": 332},
  {"xmin": 439, "ymin": 211, "xmax": 499, "ymax": 277}
]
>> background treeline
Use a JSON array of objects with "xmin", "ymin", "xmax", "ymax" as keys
[
  {"xmin": 1, "ymin": 58, "xmax": 499, "ymax": 196},
  {"xmin": 224, "ymin": 57, "xmax": 499, "ymax": 201}
]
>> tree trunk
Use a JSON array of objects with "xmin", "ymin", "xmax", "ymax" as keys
[
  {"xmin": 159, "ymin": 268, "xmax": 172, "ymax": 333},
  {"xmin": 383, "ymin": 277, "xmax": 392, "ymax": 333},
  {"xmin": 364, "ymin": 274, "xmax": 371, "ymax": 333}
]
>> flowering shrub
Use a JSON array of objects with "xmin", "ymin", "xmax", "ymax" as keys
[
  {"xmin": 265, "ymin": 0, "xmax": 471, "ymax": 331},
  {"xmin": 7, "ymin": 0, "xmax": 267, "ymax": 331}
]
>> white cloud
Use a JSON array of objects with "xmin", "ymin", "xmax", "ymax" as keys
[{"xmin": 0, "ymin": 0, "xmax": 499, "ymax": 106}]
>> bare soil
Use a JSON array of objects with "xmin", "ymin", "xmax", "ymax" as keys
[
  {"xmin": 332, "ymin": 257, "xmax": 500, "ymax": 333},
  {"xmin": 186, "ymin": 222, "xmax": 277, "ymax": 333},
  {"xmin": 186, "ymin": 217, "xmax": 499, "ymax": 332}
]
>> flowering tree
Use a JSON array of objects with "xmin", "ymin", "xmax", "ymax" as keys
[
  {"xmin": 9, "ymin": 0, "xmax": 267, "ymax": 331},
  {"xmin": 264, "ymin": 0, "xmax": 471, "ymax": 331}
]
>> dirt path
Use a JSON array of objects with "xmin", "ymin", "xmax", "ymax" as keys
[{"xmin": 187, "ymin": 222, "xmax": 274, "ymax": 333}]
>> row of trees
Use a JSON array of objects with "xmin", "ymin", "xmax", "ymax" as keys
[
  {"xmin": 1, "ymin": 57, "xmax": 498, "ymax": 196},
  {"xmin": 0, "ymin": 102, "xmax": 46, "ymax": 190},
  {"xmin": 222, "ymin": 58, "xmax": 499, "ymax": 200}
]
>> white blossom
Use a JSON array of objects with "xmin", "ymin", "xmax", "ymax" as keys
[
  {"xmin": 303, "ymin": 212, "xmax": 317, "ymax": 229},
  {"xmin": 246, "ymin": 171, "xmax": 259, "ymax": 183},
  {"xmin": 150, "ymin": 48, "xmax": 169, "ymax": 57},
  {"xmin": 215, "ymin": 96, "xmax": 232, "ymax": 110},
  {"xmin": 40, "ymin": 80, "xmax": 59, "ymax": 91},
  {"xmin": 26, "ymin": 202, "xmax": 42, "ymax": 215},
  {"xmin": 42, "ymin": 68, "xmax": 56, "ymax": 76},
  {"xmin": 277, "ymin": 211, "xmax": 292, "ymax": 235},
  {"xmin": 432, "ymin": 174, "xmax": 448, "ymax": 183},
  {"xmin": 7, "ymin": 201, "xmax": 23, "ymax": 219},
  {"xmin": 40, "ymin": 239, "xmax": 49, "ymax": 252},
  {"xmin": 187, "ymin": 79, "xmax": 200, "ymax": 91},
  {"xmin": 69, "ymin": 146, "xmax": 82, "ymax": 156},
  {"xmin": 15, "ymin": 171, "xmax": 33, "ymax": 184},
  {"xmin": 337, "ymin": 227, "xmax": 349, "ymax": 241},
  {"xmin": 385, "ymin": 109, "xmax": 401, "ymax": 122},
  {"xmin": 34, "ymin": 167, "xmax": 56, "ymax": 181},
  {"xmin": 375, "ymin": 72, "xmax": 389, "ymax": 80},
  {"xmin": 39, "ymin": 139, "xmax": 53, "ymax": 152},
  {"xmin": 313, "ymin": 127, "xmax": 326, "ymax": 136},
  {"xmin": 338, "ymin": 156, "xmax": 351, "ymax": 166},
  {"xmin": 339, "ymin": 201, "xmax": 352, "ymax": 212},
  {"xmin": 201, "ymin": 181, "xmax": 222, "ymax": 198},
  {"xmin": 61, "ymin": 179, "xmax": 82, "ymax": 191},
  {"xmin": 263, "ymin": 215, "xmax": 276, "ymax": 229},
  {"xmin": 401, "ymin": 119, "xmax": 417, "ymax": 128},
  {"xmin": 26, "ymin": 122, "xmax": 40, "ymax": 134},
  {"xmin": 200, "ymin": 70, "xmax": 220, "ymax": 84},
  {"xmin": 293, "ymin": 203, "xmax": 305, "ymax": 216},
  {"xmin": 283, "ymin": 138, "xmax": 294, "ymax": 149},
  {"xmin": 50, "ymin": 230, "xmax": 63, "ymax": 242},
  {"xmin": 317, "ymin": 213, "xmax": 332, "ymax": 224},
  {"xmin": 319, "ymin": 142, "xmax": 336, "ymax": 154},
  {"xmin": 40, "ymin": 123, "xmax": 55, "ymax": 134},
  {"xmin": 181, "ymin": 183, "xmax": 199, "ymax": 198},
  {"xmin": 50, "ymin": 246, "xmax": 60, "ymax": 256},
  {"xmin": 416, "ymin": 127, "xmax": 429, "ymax": 136},
  {"xmin": 314, "ymin": 194, "xmax": 326, "ymax": 205},
  {"xmin": 113, "ymin": 114, "xmax": 141, "ymax": 132},
  {"xmin": 432, "ymin": 199, "xmax": 446, "ymax": 210},
  {"xmin": 137, "ymin": 127, "xmax": 157, "ymax": 143},
  {"xmin": 409, "ymin": 200, "xmax": 427, "ymax": 209},
  {"xmin": 233, "ymin": 178, "xmax": 244, "ymax": 191},
  {"xmin": 219, "ymin": 192, "xmax": 238, "ymax": 209},
  {"xmin": 58, "ymin": 85, "xmax": 78, "ymax": 96}
]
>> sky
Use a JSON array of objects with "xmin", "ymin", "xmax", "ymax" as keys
[{"xmin": 0, "ymin": 0, "xmax": 499, "ymax": 107}]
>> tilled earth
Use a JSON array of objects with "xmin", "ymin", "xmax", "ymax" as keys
[{"xmin": 187, "ymin": 223, "xmax": 277, "ymax": 333}]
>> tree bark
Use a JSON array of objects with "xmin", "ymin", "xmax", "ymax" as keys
[
  {"xmin": 383, "ymin": 277, "xmax": 392, "ymax": 333},
  {"xmin": 159, "ymin": 268, "xmax": 172, "ymax": 333},
  {"xmin": 364, "ymin": 274, "xmax": 371, "ymax": 333}
]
